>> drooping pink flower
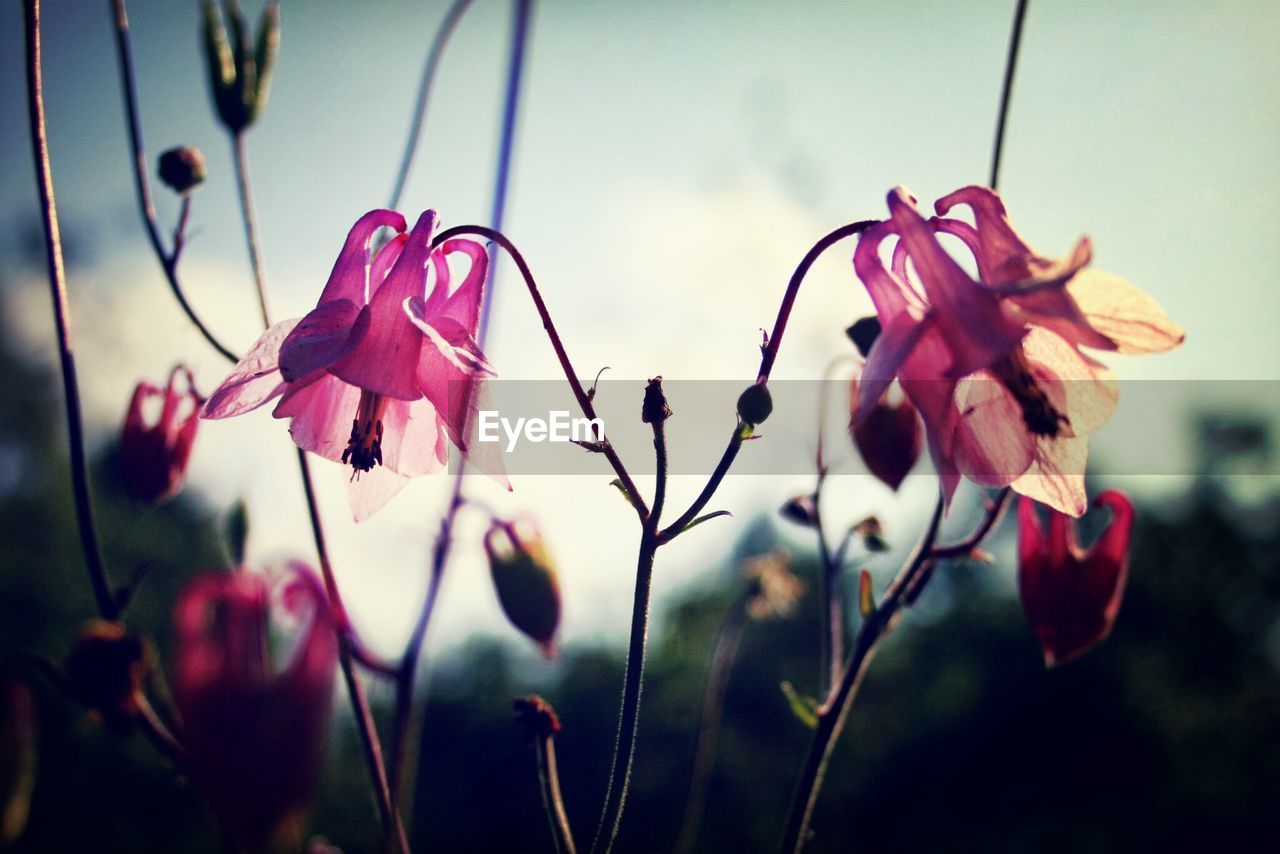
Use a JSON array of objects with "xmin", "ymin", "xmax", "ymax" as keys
[
  {"xmin": 1017, "ymin": 491, "xmax": 1133, "ymax": 667},
  {"xmin": 172, "ymin": 564, "xmax": 337, "ymax": 850},
  {"xmin": 848, "ymin": 365, "xmax": 922, "ymax": 491},
  {"xmin": 120, "ymin": 365, "xmax": 202, "ymax": 503},
  {"xmin": 201, "ymin": 210, "xmax": 507, "ymax": 520},
  {"xmin": 853, "ymin": 187, "xmax": 1184, "ymax": 515}
]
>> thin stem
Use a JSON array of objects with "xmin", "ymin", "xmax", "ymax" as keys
[
  {"xmin": 932, "ymin": 487, "xmax": 1012, "ymax": 559},
  {"xmin": 431, "ymin": 225, "xmax": 650, "ymax": 520},
  {"xmin": 389, "ymin": 4, "xmax": 532, "ymax": 813},
  {"xmin": 108, "ymin": 0, "xmax": 239, "ymax": 364},
  {"xmin": 989, "ymin": 0, "xmax": 1029, "ymax": 190},
  {"xmin": 25, "ymin": 0, "xmax": 118, "ymax": 621},
  {"xmin": 231, "ymin": 131, "xmax": 271, "ymax": 329},
  {"xmin": 779, "ymin": 496, "xmax": 946, "ymax": 854},
  {"xmin": 673, "ymin": 591, "xmax": 749, "ymax": 854},
  {"xmin": 388, "ymin": 0, "xmax": 475, "ymax": 209},
  {"xmin": 295, "ymin": 451, "xmax": 409, "ymax": 854},
  {"xmin": 538, "ymin": 735, "xmax": 577, "ymax": 854},
  {"xmin": 811, "ymin": 471, "xmax": 842, "ymax": 698}
]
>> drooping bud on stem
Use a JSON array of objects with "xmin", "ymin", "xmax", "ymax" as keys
[
  {"xmin": 736, "ymin": 382, "xmax": 773, "ymax": 426},
  {"xmin": 485, "ymin": 520, "xmax": 562, "ymax": 657},
  {"xmin": 201, "ymin": 0, "xmax": 280, "ymax": 133},
  {"xmin": 64, "ymin": 621, "xmax": 151, "ymax": 731},
  {"xmin": 641, "ymin": 376, "xmax": 671, "ymax": 424},
  {"xmin": 157, "ymin": 146, "xmax": 206, "ymax": 195}
]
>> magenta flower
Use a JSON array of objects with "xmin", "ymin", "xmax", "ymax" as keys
[
  {"xmin": 201, "ymin": 210, "xmax": 506, "ymax": 520},
  {"xmin": 1018, "ymin": 491, "xmax": 1133, "ymax": 666},
  {"xmin": 853, "ymin": 186, "xmax": 1183, "ymax": 516},
  {"xmin": 172, "ymin": 564, "xmax": 337, "ymax": 850},
  {"xmin": 848, "ymin": 366, "xmax": 922, "ymax": 491},
  {"xmin": 120, "ymin": 365, "xmax": 202, "ymax": 503}
]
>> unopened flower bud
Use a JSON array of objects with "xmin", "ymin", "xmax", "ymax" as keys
[
  {"xmin": 121, "ymin": 365, "xmax": 202, "ymax": 504},
  {"xmin": 778, "ymin": 494, "xmax": 818, "ymax": 527},
  {"xmin": 157, "ymin": 146, "xmax": 206, "ymax": 195},
  {"xmin": 641, "ymin": 376, "xmax": 671, "ymax": 424},
  {"xmin": 201, "ymin": 0, "xmax": 280, "ymax": 133},
  {"xmin": 845, "ymin": 316, "xmax": 882, "ymax": 358},
  {"xmin": 485, "ymin": 520, "xmax": 561, "ymax": 656},
  {"xmin": 736, "ymin": 383, "xmax": 773, "ymax": 426},
  {"xmin": 64, "ymin": 621, "xmax": 151, "ymax": 731}
]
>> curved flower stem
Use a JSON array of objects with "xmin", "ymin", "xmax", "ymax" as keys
[
  {"xmin": 295, "ymin": 451, "xmax": 410, "ymax": 854},
  {"xmin": 537, "ymin": 729, "xmax": 577, "ymax": 854},
  {"xmin": 432, "ymin": 225, "xmax": 650, "ymax": 520},
  {"xmin": 673, "ymin": 590, "xmax": 749, "ymax": 854},
  {"xmin": 230, "ymin": 131, "xmax": 271, "ymax": 329},
  {"xmin": 779, "ymin": 496, "xmax": 946, "ymax": 854},
  {"xmin": 25, "ymin": 0, "xmax": 189, "ymax": 767},
  {"xmin": 989, "ymin": 0, "xmax": 1029, "ymax": 191},
  {"xmin": 108, "ymin": 0, "xmax": 239, "ymax": 364},
  {"xmin": 388, "ymin": 0, "xmax": 475, "ymax": 209},
  {"xmin": 658, "ymin": 221, "xmax": 876, "ymax": 544},
  {"xmin": 25, "ymin": 0, "xmax": 117, "ymax": 622},
  {"xmin": 905, "ymin": 487, "xmax": 1012, "ymax": 605},
  {"xmin": 590, "ymin": 409, "xmax": 667, "ymax": 854}
]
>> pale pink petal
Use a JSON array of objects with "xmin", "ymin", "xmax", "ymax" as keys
[
  {"xmin": 277, "ymin": 300, "xmax": 361, "ymax": 382},
  {"xmin": 953, "ymin": 372, "xmax": 1036, "ymax": 486},
  {"xmin": 274, "ymin": 374, "xmax": 361, "ymax": 465},
  {"xmin": 202, "ymin": 318, "xmax": 300, "ymax": 419},
  {"xmin": 316, "ymin": 210, "xmax": 407, "ymax": 305},
  {"xmin": 328, "ymin": 211, "xmax": 437, "ymax": 400},
  {"xmin": 405, "ymin": 301, "xmax": 497, "ymax": 377},
  {"xmin": 856, "ymin": 311, "xmax": 930, "ymax": 423},
  {"xmin": 1065, "ymin": 269, "xmax": 1186, "ymax": 354},
  {"xmin": 1012, "ymin": 436, "xmax": 1089, "ymax": 517},
  {"xmin": 1021, "ymin": 327, "xmax": 1118, "ymax": 437},
  {"xmin": 347, "ymin": 465, "xmax": 410, "ymax": 523},
  {"xmin": 852, "ymin": 221, "xmax": 925, "ymax": 321},
  {"xmin": 378, "ymin": 397, "xmax": 447, "ymax": 478},
  {"xmin": 888, "ymin": 188, "xmax": 1025, "ymax": 377},
  {"xmin": 934, "ymin": 186, "xmax": 1037, "ymax": 285}
]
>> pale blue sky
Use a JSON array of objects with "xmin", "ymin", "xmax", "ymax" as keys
[{"xmin": 2, "ymin": 1, "xmax": 1277, "ymax": 651}]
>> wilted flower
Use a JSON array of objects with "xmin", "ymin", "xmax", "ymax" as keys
[
  {"xmin": 64, "ymin": 621, "xmax": 151, "ymax": 731},
  {"xmin": 852, "ymin": 186, "xmax": 1183, "ymax": 516},
  {"xmin": 1018, "ymin": 491, "xmax": 1134, "ymax": 667},
  {"xmin": 202, "ymin": 209, "xmax": 506, "ymax": 521},
  {"xmin": 121, "ymin": 365, "xmax": 202, "ymax": 503},
  {"xmin": 743, "ymin": 552, "xmax": 805, "ymax": 620},
  {"xmin": 848, "ymin": 366, "xmax": 921, "ymax": 491},
  {"xmin": 485, "ymin": 520, "xmax": 561, "ymax": 656},
  {"xmin": 173, "ymin": 564, "xmax": 337, "ymax": 850}
]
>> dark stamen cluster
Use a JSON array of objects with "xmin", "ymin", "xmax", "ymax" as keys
[{"xmin": 342, "ymin": 418, "xmax": 384, "ymax": 472}]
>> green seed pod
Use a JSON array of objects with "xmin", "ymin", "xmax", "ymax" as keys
[
  {"xmin": 736, "ymin": 383, "xmax": 773, "ymax": 426},
  {"xmin": 485, "ymin": 521, "xmax": 561, "ymax": 657}
]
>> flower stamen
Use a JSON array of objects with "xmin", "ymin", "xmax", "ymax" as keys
[
  {"xmin": 342, "ymin": 390, "xmax": 388, "ymax": 474},
  {"xmin": 991, "ymin": 349, "xmax": 1067, "ymax": 438}
]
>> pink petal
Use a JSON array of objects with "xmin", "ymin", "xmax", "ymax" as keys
[
  {"xmin": 328, "ymin": 211, "xmax": 437, "ymax": 400},
  {"xmin": 1020, "ymin": 326, "xmax": 1118, "ymax": 437},
  {"xmin": 1087, "ymin": 490, "xmax": 1134, "ymax": 570},
  {"xmin": 934, "ymin": 185, "xmax": 1036, "ymax": 285},
  {"xmin": 1064, "ymin": 269, "xmax": 1186, "ymax": 353},
  {"xmin": 316, "ymin": 210, "xmax": 407, "ymax": 305},
  {"xmin": 369, "ymin": 234, "xmax": 408, "ymax": 297},
  {"xmin": 431, "ymin": 238, "xmax": 490, "ymax": 332},
  {"xmin": 378, "ymin": 397, "xmax": 447, "ymax": 478},
  {"xmin": 202, "ymin": 318, "xmax": 299, "ymax": 419},
  {"xmin": 277, "ymin": 300, "xmax": 361, "ymax": 382},
  {"xmin": 274, "ymin": 374, "xmax": 361, "ymax": 465},
  {"xmin": 347, "ymin": 465, "xmax": 410, "ymax": 523},
  {"xmin": 952, "ymin": 371, "xmax": 1037, "ymax": 486},
  {"xmin": 888, "ymin": 187, "xmax": 1025, "ymax": 377},
  {"xmin": 852, "ymin": 220, "xmax": 925, "ymax": 322},
  {"xmin": 452, "ymin": 380, "xmax": 511, "ymax": 490},
  {"xmin": 856, "ymin": 311, "xmax": 930, "ymax": 423},
  {"xmin": 1011, "ymin": 435, "xmax": 1089, "ymax": 517}
]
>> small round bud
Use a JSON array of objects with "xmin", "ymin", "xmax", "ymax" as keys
[
  {"xmin": 778, "ymin": 494, "xmax": 818, "ymax": 527},
  {"xmin": 158, "ymin": 146, "xmax": 207, "ymax": 195},
  {"xmin": 736, "ymin": 383, "xmax": 773, "ymax": 426}
]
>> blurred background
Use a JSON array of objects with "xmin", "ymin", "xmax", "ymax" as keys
[{"xmin": 1, "ymin": 0, "xmax": 1277, "ymax": 851}]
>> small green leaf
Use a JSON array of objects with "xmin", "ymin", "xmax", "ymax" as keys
[
  {"xmin": 681, "ymin": 510, "xmax": 732, "ymax": 534},
  {"xmin": 858, "ymin": 569, "xmax": 876, "ymax": 618},
  {"xmin": 781, "ymin": 681, "xmax": 819, "ymax": 729},
  {"xmin": 609, "ymin": 479, "xmax": 637, "ymax": 508}
]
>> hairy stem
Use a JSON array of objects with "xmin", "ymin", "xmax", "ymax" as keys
[
  {"xmin": 538, "ymin": 735, "xmax": 577, "ymax": 854},
  {"xmin": 230, "ymin": 131, "xmax": 271, "ymax": 329}
]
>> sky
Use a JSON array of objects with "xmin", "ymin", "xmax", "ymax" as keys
[{"xmin": 1, "ymin": 0, "xmax": 1278, "ymax": 657}]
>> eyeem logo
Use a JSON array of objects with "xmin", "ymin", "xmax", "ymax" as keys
[{"xmin": 478, "ymin": 410, "xmax": 605, "ymax": 453}]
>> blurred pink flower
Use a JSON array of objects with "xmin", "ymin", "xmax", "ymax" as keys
[
  {"xmin": 848, "ymin": 365, "xmax": 921, "ymax": 491},
  {"xmin": 120, "ymin": 365, "xmax": 202, "ymax": 503},
  {"xmin": 1017, "ymin": 491, "xmax": 1133, "ymax": 666},
  {"xmin": 202, "ymin": 209, "xmax": 506, "ymax": 521},
  {"xmin": 853, "ymin": 186, "xmax": 1183, "ymax": 515},
  {"xmin": 173, "ymin": 564, "xmax": 336, "ymax": 850}
]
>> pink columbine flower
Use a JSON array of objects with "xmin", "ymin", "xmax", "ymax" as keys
[
  {"xmin": 1018, "ymin": 491, "xmax": 1134, "ymax": 666},
  {"xmin": 201, "ymin": 210, "xmax": 506, "ymax": 521},
  {"xmin": 120, "ymin": 365, "xmax": 202, "ymax": 503},
  {"xmin": 853, "ymin": 186, "xmax": 1184, "ymax": 516},
  {"xmin": 848, "ymin": 365, "xmax": 922, "ymax": 491},
  {"xmin": 173, "ymin": 564, "xmax": 337, "ymax": 850}
]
